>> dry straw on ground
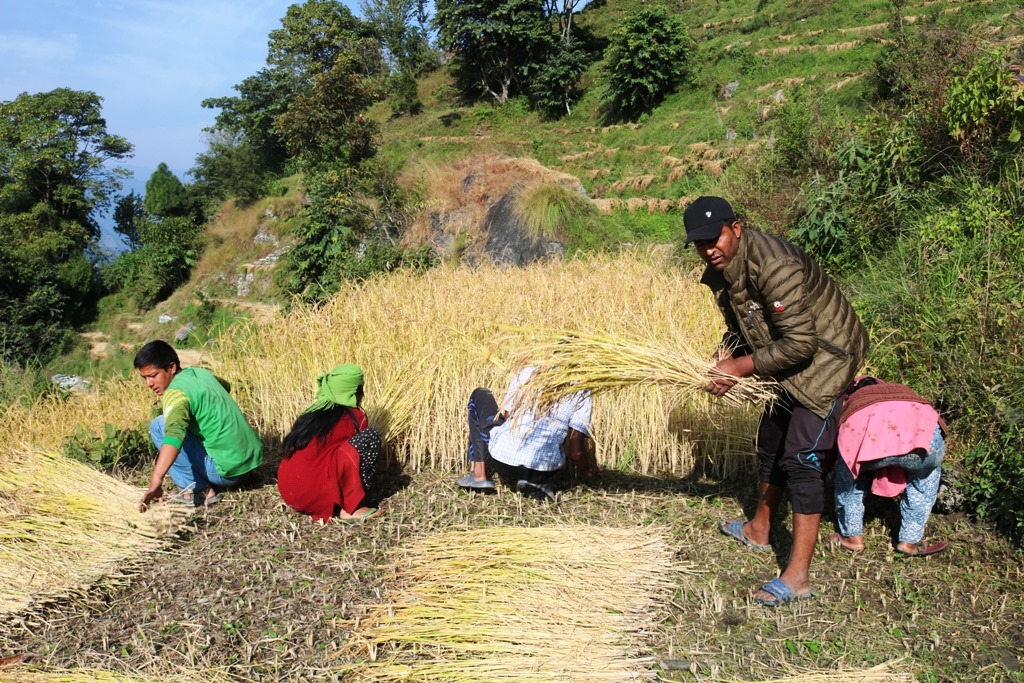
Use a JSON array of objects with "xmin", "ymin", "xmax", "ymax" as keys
[
  {"xmin": 0, "ymin": 379, "xmax": 187, "ymax": 617},
  {"xmin": 344, "ymin": 524, "xmax": 687, "ymax": 682},
  {"xmin": 215, "ymin": 251, "xmax": 761, "ymax": 476},
  {"xmin": 730, "ymin": 660, "xmax": 911, "ymax": 682},
  {"xmin": 0, "ymin": 448, "xmax": 188, "ymax": 616},
  {"xmin": 0, "ymin": 668, "xmax": 232, "ymax": 683}
]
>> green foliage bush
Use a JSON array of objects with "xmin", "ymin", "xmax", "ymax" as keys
[
  {"xmin": 784, "ymin": 36, "xmax": 1024, "ymax": 539},
  {"xmin": 100, "ymin": 216, "xmax": 203, "ymax": 311},
  {"xmin": 602, "ymin": 8, "xmax": 696, "ymax": 121},
  {"xmin": 63, "ymin": 423, "xmax": 152, "ymax": 473}
]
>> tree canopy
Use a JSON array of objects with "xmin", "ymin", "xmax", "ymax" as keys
[
  {"xmin": 0, "ymin": 88, "xmax": 132, "ymax": 362},
  {"xmin": 434, "ymin": 0, "xmax": 554, "ymax": 104}
]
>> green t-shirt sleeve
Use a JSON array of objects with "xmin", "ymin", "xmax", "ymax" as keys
[{"xmin": 161, "ymin": 388, "xmax": 192, "ymax": 449}]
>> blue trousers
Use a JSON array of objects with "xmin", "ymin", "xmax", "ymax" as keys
[
  {"xmin": 834, "ymin": 425, "xmax": 945, "ymax": 544},
  {"xmin": 149, "ymin": 416, "xmax": 239, "ymax": 494}
]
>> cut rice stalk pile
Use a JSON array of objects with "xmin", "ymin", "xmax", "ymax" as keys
[
  {"xmin": 506, "ymin": 329, "xmax": 777, "ymax": 412},
  {"xmin": 732, "ymin": 659, "xmax": 912, "ymax": 682},
  {"xmin": 344, "ymin": 524, "xmax": 689, "ymax": 682},
  {"xmin": 0, "ymin": 447, "xmax": 189, "ymax": 616}
]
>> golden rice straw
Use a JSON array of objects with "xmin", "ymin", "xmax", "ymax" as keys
[
  {"xmin": 0, "ymin": 447, "xmax": 189, "ymax": 616},
  {"xmin": 733, "ymin": 659, "xmax": 911, "ymax": 682},
  {"xmin": 214, "ymin": 251, "xmax": 761, "ymax": 476},
  {"xmin": 505, "ymin": 329, "xmax": 777, "ymax": 414},
  {"xmin": 0, "ymin": 668, "xmax": 233, "ymax": 683},
  {"xmin": 344, "ymin": 524, "xmax": 692, "ymax": 682}
]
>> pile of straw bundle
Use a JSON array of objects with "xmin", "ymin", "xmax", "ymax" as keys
[
  {"xmin": 504, "ymin": 329, "xmax": 776, "ymax": 412},
  {"xmin": 215, "ymin": 251, "xmax": 761, "ymax": 477},
  {"xmin": 344, "ymin": 524, "xmax": 687, "ymax": 681},
  {"xmin": 737, "ymin": 660, "xmax": 911, "ymax": 682},
  {"xmin": 0, "ymin": 378, "xmax": 186, "ymax": 616},
  {"xmin": 0, "ymin": 447, "xmax": 186, "ymax": 616}
]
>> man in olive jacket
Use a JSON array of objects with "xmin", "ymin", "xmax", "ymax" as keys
[{"xmin": 686, "ymin": 196, "xmax": 869, "ymax": 607}]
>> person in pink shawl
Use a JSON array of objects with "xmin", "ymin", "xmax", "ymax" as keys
[{"xmin": 832, "ymin": 376, "xmax": 949, "ymax": 556}]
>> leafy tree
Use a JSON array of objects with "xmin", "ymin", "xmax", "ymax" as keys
[
  {"xmin": 530, "ymin": 35, "xmax": 590, "ymax": 118},
  {"xmin": 602, "ymin": 8, "xmax": 695, "ymax": 120},
  {"xmin": 434, "ymin": 0, "xmax": 554, "ymax": 104},
  {"xmin": 190, "ymin": 126, "xmax": 269, "ymax": 206},
  {"xmin": 359, "ymin": 0, "xmax": 433, "ymax": 75},
  {"xmin": 274, "ymin": 55, "xmax": 383, "ymax": 169},
  {"xmin": 268, "ymin": 0, "xmax": 384, "ymax": 82},
  {"xmin": 113, "ymin": 191, "xmax": 145, "ymax": 249},
  {"xmin": 144, "ymin": 162, "xmax": 189, "ymax": 217},
  {"xmin": 360, "ymin": 0, "xmax": 435, "ymax": 115},
  {"xmin": 199, "ymin": 1, "xmax": 385, "ymax": 197},
  {"xmin": 0, "ymin": 88, "xmax": 132, "ymax": 362},
  {"xmin": 200, "ymin": 67, "xmax": 293, "ymax": 184}
]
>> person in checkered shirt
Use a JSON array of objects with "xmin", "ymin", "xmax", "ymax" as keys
[{"xmin": 457, "ymin": 366, "xmax": 596, "ymax": 502}]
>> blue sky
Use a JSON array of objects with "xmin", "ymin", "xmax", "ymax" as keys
[{"xmin": 0, "ymin": 0, "xmax": 297, "ymax": 185}]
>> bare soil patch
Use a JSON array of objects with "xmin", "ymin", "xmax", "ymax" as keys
[{"xmin": 1, "ymin": 467, "xmax": 1021, "ymax": 681}]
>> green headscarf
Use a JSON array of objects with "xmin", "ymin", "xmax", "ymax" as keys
[{"xmin": 303, "ymin": 364, "xmax": 364, "ymax": 413}]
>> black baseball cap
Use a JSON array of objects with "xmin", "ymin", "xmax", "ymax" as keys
[{"xmin": 683, "ymin": 196, "xmax": 736, "ymax": 244}]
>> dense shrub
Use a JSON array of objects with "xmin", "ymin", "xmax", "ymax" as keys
[{"xmin": 601, "ymin": 8, "xmax": 695, "ymax": 120}]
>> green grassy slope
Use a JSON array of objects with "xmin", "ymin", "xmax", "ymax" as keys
[{"xmin": 372, "ymin": 0, "xmax": 1017, "ymax": 236}]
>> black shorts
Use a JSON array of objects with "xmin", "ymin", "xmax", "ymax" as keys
[{"xmin": 757, "ymin": 391, "xmax": 840, "ymax": 515}]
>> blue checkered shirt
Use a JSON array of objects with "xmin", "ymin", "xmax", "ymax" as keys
[{"xmin": 488, "ymin": 367, "xmax": 592, "ymax": 471}]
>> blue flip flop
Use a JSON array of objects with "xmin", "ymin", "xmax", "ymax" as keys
[
  {"xmin": 718, "ymin": 520, "xmax": 771, "ymax": 551},
  {"xmin": 755, "ymin": 578, "xmax": 817, "ymax": 607}
]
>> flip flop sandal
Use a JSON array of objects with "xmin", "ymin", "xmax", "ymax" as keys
[
  {"xmin": 340, "ymin": 507, "xmax": 379, "ymax": 522},
  {"xmin": 897, "ymin": 540, "xmax": 948, "ymax": 556},
  {"xmin": 754, "ymin": 577, "xmax": 817, "ymax": 607},
  {"xmin": 718, "ymin": 520, "xmax": 771, "ymax": 551}
]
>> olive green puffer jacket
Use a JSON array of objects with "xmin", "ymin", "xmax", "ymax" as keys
[{"xmin": 700, "ymin": 228, "xmax": 869, "ymax": 418}]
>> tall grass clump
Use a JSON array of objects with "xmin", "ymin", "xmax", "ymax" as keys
[
  {"xmin": 215, "ymin": 251, "xmax": 761, "ymax": 477},
  {"xmin": 344, "ymin": 524, "xmax": 684, "ymax": 681},
  {"xmin": 512, "ymin": 182, "xmax": 596, "ymax": 242}
]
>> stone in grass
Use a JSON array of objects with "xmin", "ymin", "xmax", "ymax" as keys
[{"xmin": 175, "ymin": 322, "xmax": 196, "ymax": 342}]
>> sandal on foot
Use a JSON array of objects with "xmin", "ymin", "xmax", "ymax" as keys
[
  {"xmin": 340, "ymin": 507, "xmax": 379, "ymax": 522},
  {"xmin": 897, "ymin": 540, "xmax": 948, "ymax": 556},
  {"xmin": 197, "ymin": 492, "xmax": 223, "ymax": 507},
  {"xmin": 456, "ymin": 473, "xmax": 496, "ymax": 491},
  {"xmin": 754, "ymin": 578, "xmax": 817, "ymax": 607},
  {"xmin": 718, "ymin": 520, "xmax": 771, "ymax": 551}
]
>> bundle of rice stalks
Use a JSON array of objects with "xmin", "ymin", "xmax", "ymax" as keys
[
  {"xmin": 505, "ymin": 329, "xmax": 776, "ymax": 414},
  {"xmin": 344, "ymin": 524, "xmax": 689, "ymax": 682},
  {"xmin": 0, "ymin": 447, "xmax": 188, "ymax": 616},
  {"xmin": 733, "ymin": 660, "xmax": 911, "ymax": 682}
]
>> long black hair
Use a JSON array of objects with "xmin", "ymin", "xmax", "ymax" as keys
[{"xmin": 281, "ymin": 405, "xmax": 357, "ymax": 457}]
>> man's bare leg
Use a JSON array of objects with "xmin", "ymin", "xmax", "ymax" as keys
[
  {"xmin": 739, "ymin": 482, "xmax": 784, "ymax": 546},
  {"xmin": 754, "ymin": 511, "xmax": 819, "ymax": 601}
]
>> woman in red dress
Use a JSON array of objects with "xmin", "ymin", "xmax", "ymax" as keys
[{"xmin": 277, "ymin": 364, "xmax": 382, "ymax": 521}]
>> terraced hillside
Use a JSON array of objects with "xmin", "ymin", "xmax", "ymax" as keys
[{"xmin": 372, "ymin": 0, "xmax": 1019, "ymax": 230}]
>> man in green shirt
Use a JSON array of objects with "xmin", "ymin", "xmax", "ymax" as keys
[{"xmin": 134, "ymin": 340, "xmax": 263, "ymax": 511}]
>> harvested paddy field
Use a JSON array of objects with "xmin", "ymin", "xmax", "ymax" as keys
[
  {"xmin": 1, "ymin": 467, "xmax": 1021, "ymax": 682},
  {"xmin": 2, "ymin": 254, "xmax": 1022, "ymax": 681}
]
